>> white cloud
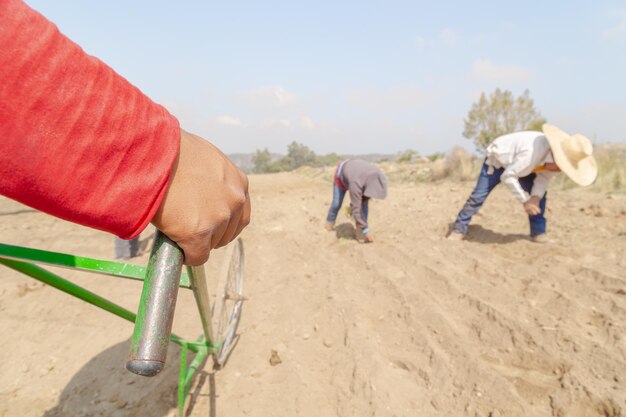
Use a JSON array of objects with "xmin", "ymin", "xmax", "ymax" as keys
[
  {"xmin": 241, "ymin": 86, "xmax": 296, "ymax": 108},
  {"xmin": 274, "ymin": 87, "xmax": 296, "ymax": 105},
  {"xmin": 602, "ymin": 9, "xmax": 626, "ymax": 40},
  {"xmin": 415, "ymin": 36, "xmax": 426, "ymax": 48},
  {"xmin": 300, "ymin": 116, "xmax": 316, "ymax": 129},
  {"xmin": 214, "ymin": 115, "xmax": 243, "ymax": 126},
  {"xmin": 471, "ymin": 59, "xmax": 535, "ymax": 84},
  {"xmin": 440, "ymin": 28, "xmax": 461, "ymax": 46}
]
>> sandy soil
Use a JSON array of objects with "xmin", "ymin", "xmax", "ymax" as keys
[{"xmin": 1, "ymin": 171, "xmax": 625, "ymax": 417}]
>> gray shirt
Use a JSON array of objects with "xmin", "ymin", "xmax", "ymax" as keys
[{"xmin": 338, "ymin": 159, "xmax": 388, "ymax": 230}]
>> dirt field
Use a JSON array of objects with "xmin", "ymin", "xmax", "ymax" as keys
[{"xmin": 1, "ymin": 171, "xmax": 625, "ymax": 417}]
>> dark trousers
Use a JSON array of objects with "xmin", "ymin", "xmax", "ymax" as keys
[
  {"xmin": 452, "ymin": 163, "xmax": 547, "ymax": 237},
  {"xmin": 114, "ymin": 236, "xmax": 140, "ymax": 259},
  {"xmin": 326, "ymin": 184, "xmax": 368, "ymax": 224}
]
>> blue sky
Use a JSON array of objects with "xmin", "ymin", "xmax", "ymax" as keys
[{"xmin": 26, "ymin": 0, "xmax": 626, "ymax": 155}]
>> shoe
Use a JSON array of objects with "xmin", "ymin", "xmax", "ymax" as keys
[
  {"xmin": 530, "ymin": 234, "xmax": 551, "ymax": 243},
  {"xmin": 447, "ymin": 232, "xmax": 464, "ymax": 241},
  {"xmin": 324, "ymin": 222, "xmax": 335, "ymax": 231}
]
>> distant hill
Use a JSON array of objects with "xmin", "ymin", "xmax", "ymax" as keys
[{"xmin": 228, "ymin": 152, "xmax": 396, "ymax": 173}]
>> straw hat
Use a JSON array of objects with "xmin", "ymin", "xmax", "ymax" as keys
[{"xmin": 542, "ymin": 124, "xmax": 598, "ymax": 186}]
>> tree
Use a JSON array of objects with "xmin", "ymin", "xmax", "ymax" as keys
[
  {"xmin": 267, "ymin": 156, "xmax": 294, "ymax": 173},
  {"xmin": 252, "ymin": 148, "xmax": 272, "ymax": 173},
  {"xmin": 396, "ymin": 149, "xmax": 417, "ymax": 163},
  {"xmin": 315, "ymin": 152, "xmax": 343, "ymax": 167},
  {"xmin": 252, "ymin": 142, "xmax": 341, "ymax": 174},
  {"xmin": 286, "ymin": 141, "xmax": 316, "ymax": 169},
  {"xmin": 463, "ymin": 88, "xmax": 546, "ymax": 152}
]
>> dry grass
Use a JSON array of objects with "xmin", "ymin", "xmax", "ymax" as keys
[
  {"xmin": 431, "ymin": 146, "xmax": 481, "ymax": 182},
  {"xmin": 551, "ymin": 144, "xmax": 626, "ymax": 193},
  {"xmin": 294, "ymin": 148, "xmax": 480, "ymax": 184},
  {"xmin": 292, "ymin": 144, "xmax": 625, "ymax": 194}
]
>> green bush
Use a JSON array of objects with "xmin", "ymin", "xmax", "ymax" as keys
[
  {"xmin": 396, "ymin": 150, "xmax": 417, "ymax": 163},
  {"xmin": 427, "ymin": 152, "xmax": 445, "ymax": 162},
  {"xmin": 251, "ymin": 142, "xmax": 344, "ymax": 173}
]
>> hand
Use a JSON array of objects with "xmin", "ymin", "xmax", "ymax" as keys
[
  {"xmin": 523, "ymin": 196, "xmax": 541, "ymax": 216},
  {"xmin": 151, "ymin": 129, "xmax": 251, "ymax": 266}
]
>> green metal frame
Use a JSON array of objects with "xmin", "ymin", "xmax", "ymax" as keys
[{"xmin": 0, "ymin": 241, "xmax": 217, "ymax": 416}]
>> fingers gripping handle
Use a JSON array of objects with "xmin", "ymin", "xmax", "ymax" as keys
[{"xmin": 126, "ymin": 231, "xmax": 184, "ymax": 377}]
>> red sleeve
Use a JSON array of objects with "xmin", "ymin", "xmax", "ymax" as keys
[{"xmin": 0, "ymin": 0, "xmax": 180, "ymax": 239}]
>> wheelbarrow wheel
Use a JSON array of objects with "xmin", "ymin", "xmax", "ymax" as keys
[{"xmin": 212, "ymin": 238, "xmax": 245, "ymax": 367}]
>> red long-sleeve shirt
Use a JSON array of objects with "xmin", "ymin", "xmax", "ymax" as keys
[{"xmin": 0, "ymin": 0, "xmax": 180, "ymax": 239}]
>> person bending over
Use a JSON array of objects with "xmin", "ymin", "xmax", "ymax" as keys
[
  {"xmin": 325, "ymin": 159, "xmax": 388, "ymax": 243},
  {"xmin": 448, "ymin": 124, "xmax": 597, "ymax": 242}
]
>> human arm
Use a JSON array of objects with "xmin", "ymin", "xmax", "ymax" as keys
[
  {"xmin": 530, "ymin": 171, "xmax": 554, "ymax": 198},
  {"xmin": 348, "ymin": 185, "xmax": 371, "ymax": 238},
  {"xmin": 502, "ymin": 165, "xmax": 550, "ymax": 216},
  {"xmin": 519, "ymin": 168, "xmax": 554, "ymax": 216},
  {"xmin": 501, "ymin": 158, "xmax": 544, "ymax": 215},
  {"xmin": 496, "ymin": 133, "xmax": 553, "ymax": 205},
  {"xmin": 503, "ymin": 156, "xmax": 554, "ymax": 216},
  {"xmin": 0, "ymin": 0, "xmax": 250, "ymax": 265},
  {"xmin": 0, "ymin": 0, "xmax": 178, "ymax": 239},
  {"xmin": 151, "ymin": 130, "xmax": 250, "ymax": 265},
  {"xmin": 500, "ymin": 156, "xmax": 532, "ymax": 204},
  {"xmin": 523, "ymin": 196, "xmax": 541, "ymax": 215},
  {"xmin": 501, "ymin": 157, "xmax": 547, "ymax": 215}
]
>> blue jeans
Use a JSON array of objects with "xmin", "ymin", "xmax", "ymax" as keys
[
  {"xmin": 452, "ymin": 163, "xmax": 547, "ymax": 237},
  {"xmin": 326, "ymin": 184, "xmax": 368, "ymax": 224}
]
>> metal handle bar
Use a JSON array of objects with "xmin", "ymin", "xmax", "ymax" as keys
[{"xmin": 126, "ymin": 231, "xmax": 184, "ymax": 377}]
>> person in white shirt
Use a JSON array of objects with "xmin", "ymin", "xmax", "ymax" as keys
[{"xmin": 448, "ymin": 124, "xmax": 597, "ymax": 242}]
